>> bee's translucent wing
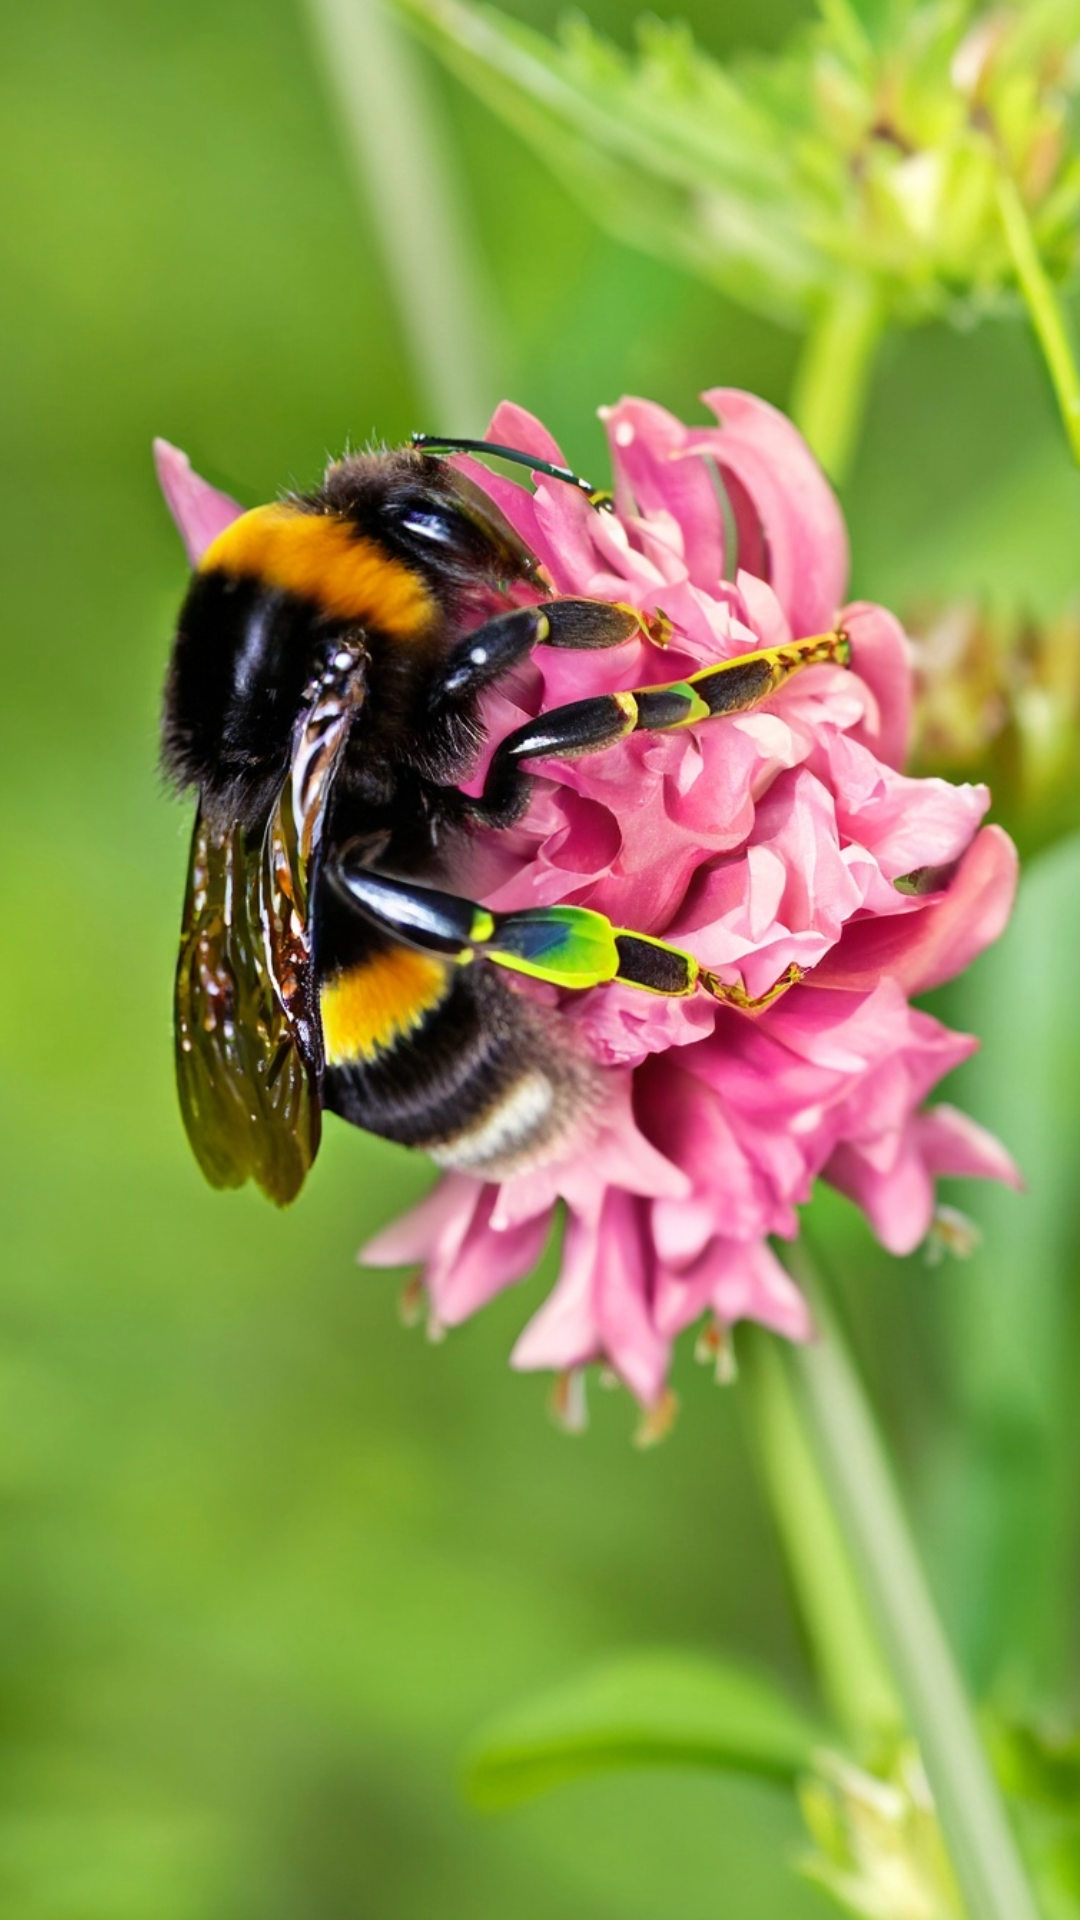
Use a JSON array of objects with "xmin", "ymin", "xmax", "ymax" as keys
[
  {"xmin": 174, "ymin": 652, "xmax": 365, "ymax": 1206},
  {"xmin": 174, "ymin": 811, "xmax": 320, "ymax": 1206}
]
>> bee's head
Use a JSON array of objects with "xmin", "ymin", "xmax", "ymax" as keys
[
  {"xmin": 318, "ymin": 448, "xmax": 542, "ymax": 595},
  {"xmin": 161, "ymin": 449, "xmax": 540, "ymax": 833}
]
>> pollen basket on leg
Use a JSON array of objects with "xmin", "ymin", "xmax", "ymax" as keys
[
  {"xmin": 320, "ymin": 948, "xmax": 451, "ymax": 1066},
  {"xmin": 199, "ymin": 504, "xmax": 436, "ymax": 638}
]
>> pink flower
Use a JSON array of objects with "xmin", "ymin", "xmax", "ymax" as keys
[
  {"xmin": 366, "ymin": 392, "xmax": 1019, "ymax": 1407},
  {"xmin": 156, "ymin": 397, "xmax": 1020, "ymax": 1412},
  {"xmin": 153, "ymin": 439, "xmax": 244, "ymax": 564}
]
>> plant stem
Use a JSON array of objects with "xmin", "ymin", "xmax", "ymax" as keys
[
  {"xmin": 790, "ymin": 277, "xmax": 883, "ymax": 483},
  {"xmin": 996, "ymin": 172, "xmax": 1080, "ymax": 469},
  {"xmin": 744, "ymin": 1331, "xmax": 902, "ymax": 1745},
  {"xmin": 778, "ymin": 1243, "xmax": 1042, "ymax": 1920},
  {"xmin": 303, "ymin": 0, "xmax": 503, "ymax": 430}
]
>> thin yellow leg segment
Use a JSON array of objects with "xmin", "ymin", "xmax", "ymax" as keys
[
  {"xmin": 630, "ymin": 628, "xmax": 851, "ymax": 732},
  {"xmin": 700, "ymin": 963, "xmax": 804, "ymax": 1011}
]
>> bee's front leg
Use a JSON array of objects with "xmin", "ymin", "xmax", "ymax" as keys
[
  {"xmin": 469, "ymin": 630, "xmax": 851, "ymax": 826},
  {"xmin": 431, "ymin": 598, "xmax": 667, "ymax": 710}
]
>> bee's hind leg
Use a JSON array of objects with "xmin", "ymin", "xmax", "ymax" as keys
[
  {"xmin": 325, "ymin": 860, "xmax": 625, "ymax": 986},
  {"xmin": 326, "ymin": 860, "xmax": 801, "ymax": 1011}
]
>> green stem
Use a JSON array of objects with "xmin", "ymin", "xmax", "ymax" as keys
[
  {"xmin": 744, "ymin": 1331, "xmax": 902, "ymax": 1745},
  {"xmin": 790, "ymin": 277, "xmax": 883, "ymax": 483},
  {"xmin": 776, "ymin": 1244, "xmax": 1041, "ymax": 1920},
  {"xmin": 996, "ymin": 172, "xmax": 1080, "ymax": 469},
  {"xmin": 302, "ymin": 0, "xmax": 503, "ymax": 430}
]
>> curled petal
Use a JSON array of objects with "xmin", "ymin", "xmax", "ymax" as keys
[
  {"xmin": 485, "ymin": 399, "xmax": 570, "ymax": 468},
  {"xmin": 823, "ymin": 1093, "xmax": 1020, "ymax": 1256},
  {"xmin": 512, "ymin": 1193, "xmax": 671, "ymax": 1406},
  {"xmin": 153, "ymin": 438, "xmax": 244, "ymax": 565},
  {"xmin": 843, "ymin": 601, "xmax": 914, "ymax": 770},
  {"xmin": 431, "ymin": 1188, "xmax": 552, "ymax": 1326},
  {"xmin": 602, "ymin": 397, "xmax": 725, "ymax": 585},
  {"xmin": 913, "ymin": 1103, "xmax": 1022, "ymax": 1189},
  {"xmin": 810, "ymin": 826, "xmax": 1018, "ymax": 995},
  {"xmin": 696, "ymin": 389, "xmax": 849, "ymax": 633},
  {"xmin": 824, "ymin": 1133, "xmax": 938, "ymax": 1255},
  {"xmin": 654, "ymin": 1237, "xmax": 812, "ymax": 1343},
  {"xmin": 361, "ymin": 1173, "xmax": 554, "ymax": 1326},
  {"xmin": 360, "ymin": 1172, "xmax": 483, "ymax": 1269}
]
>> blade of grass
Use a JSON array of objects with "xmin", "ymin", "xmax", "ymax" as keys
[
  {"xmin": 743, "ymin": 1329, "xmax": 902, "ymax": 1745},
  {"xmin": 931, "ymin": 838, "xmax": 1080, "ymax": 1694},
  {"xmin": 790, "ymin": 277, "xmax": 883, "ymax": 483},
  {"xmin": 303, "ymin": 0, "xmax": 503, "ymax": 429},
  {"xmin": 779, "ymin": 1244, "xmax": 1042, "ymax": 1920},
  {"xmin": 997, "ymin": 172, "xmax": 1080, "ymax": 469}
]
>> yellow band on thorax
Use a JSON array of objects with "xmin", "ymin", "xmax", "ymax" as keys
[{"xmin": 200, "ymin": 503, "xmax": 435, "ymax": 639}]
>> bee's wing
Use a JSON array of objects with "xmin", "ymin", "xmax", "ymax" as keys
[
  {"xmin": 174, "ymin": 653, "xmax": 365, "ymax": 1206},
  {"xmin": 174, "ymin": 810, "xmax": 321, "ymax": 1205}
]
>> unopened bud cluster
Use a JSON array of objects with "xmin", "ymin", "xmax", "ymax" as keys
[
  {"xmin": 800, "ymin": 1744, "xmax": 964, "ymax": 1919},
  {"xmin": 908, "ymin": 595, "xmax": 1080, "ymax": 852},
  {"xmin": 397, "ymin": 0, "xmax": 1080, "ymax": 330}
]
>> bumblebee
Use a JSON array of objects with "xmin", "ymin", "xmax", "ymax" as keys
[{"xmin": 163, "ymin": 434, "xmax": 850, "ymax": 1203}]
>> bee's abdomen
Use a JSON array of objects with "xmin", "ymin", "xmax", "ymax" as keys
[{"xmin": 321, "ymin": 957, "xmax": 596, "ymax": 1178}]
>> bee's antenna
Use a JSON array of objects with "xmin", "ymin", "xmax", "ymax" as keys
[{"xmin": 411, "ymin": 434, "xmax": 613, "ymax": 511}]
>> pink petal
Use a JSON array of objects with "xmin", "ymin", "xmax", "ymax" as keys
[
  {"xmin": 913, "ymin": 1103, "xmax": 1022, "ymax": 1189},
  {"xmin": 819, "ymin": 731, "xmax": 989, "ymax": 876},
  {"xmin": 509, "ymin": 1205, "xmax": 604, "ymax": 1379},
  {"xmin": 696, "ymin": 390, "xmax": 849, "ymax": 633},
  {"xmin": 360, "ymin": 1172, "xmax": 482, "ymax": 1268},
  {"xmin": 823, "ymin": 1092, "xmax": 1020, "ymax": 1256},
  {"xmin": 825, "ymin": 1134, "xmax": 936, "ymax": 1255},
  {"xmin": 843, "ymin": 602, "xmax": 913, "ymax": 770},
  {"xmin": 655, "ymin": 1237, "xmax": 812, "ymax": 1343},
  {"xmin": 511, "ymin": 1193, "xmax": 671, "ymax": 1405},
  {"xmin": 809, "ymin": 826, "xmax": 1018, "ymax": 995},
  {"xmin": 432, "ymin": 1187, "xmax": 552, "ymax": 1325},
  {"xmin": 601, "ymin": 397, "xmax": 725, "ymax": 586},
  {"xmin": 153, "ymin": 438, "xmax": 244, "ymax": 566},
  {"xmin": 485, "ymin": 400, "xmax": 570, "ymax": 468}
]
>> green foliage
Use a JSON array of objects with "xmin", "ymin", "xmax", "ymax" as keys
[
  {"xmin": 465, "ymin": 1650, "xmax": 828, "ymax": 1808},
  {"xmin": 7, "ymin": 0, "xmax": 1080, "ymax": 1913},
  {"xmin": 393, "ymin": 0, "xmax": 1080, "ymax": 330},
  {"xmin": 0, "ymin": 7, "xmax": 832, "ymax": 1913},
  {"xmin": 800, "ymin": 1744, "xmax": 965, "ymax": 1920},
  {"xmin": 984, "ymin": 1717, "xmax": 1080, "ymax": 1920}
]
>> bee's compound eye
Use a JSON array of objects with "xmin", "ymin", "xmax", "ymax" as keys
[{"xmin": 396, "ymin": 509, "xmax": 458, "ymax": 545}]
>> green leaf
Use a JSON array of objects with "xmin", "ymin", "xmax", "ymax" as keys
[
  {"xmin": 389, "ymin": 0, "xmax": 1080, "ymax": 369},
  {"xmin": 464, "ymin": 1649, "xmax": 829, "ymax": 1810},
  {"xmin": 390, "ymin": 0, "xmax": 825, "ymax": 325},
  {"xmin": 989, "ymin": 1716, "xmax": 1080, "ymax": 1816}
]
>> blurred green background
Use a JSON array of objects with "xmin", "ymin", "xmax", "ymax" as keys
[{"xmin": 4, "ymin": 1, "xmax": 1080, "ymax": 1914}]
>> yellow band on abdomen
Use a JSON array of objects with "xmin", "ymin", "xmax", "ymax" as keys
[{"xmin": 320, "ymin": 946, "xmax": 450, "ymax": 1066}]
